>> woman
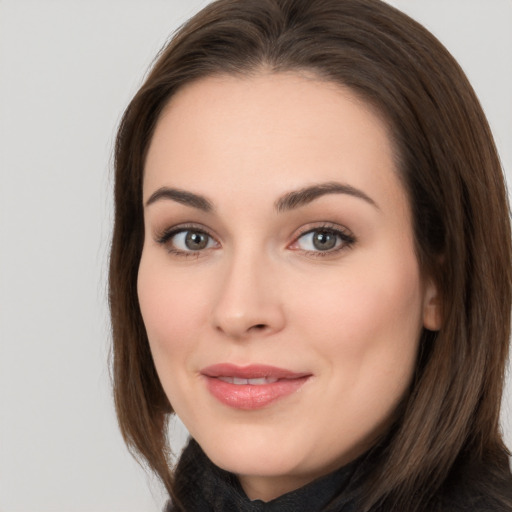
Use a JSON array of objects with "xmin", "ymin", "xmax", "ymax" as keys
[{"xmin": 109, "ymin": 0, "xmax": 512, "ymax": 510}]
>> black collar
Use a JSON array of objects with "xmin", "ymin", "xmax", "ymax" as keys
[{"xmin": 168, "ymin": 438, "xmax": 370, "ymax": 512}]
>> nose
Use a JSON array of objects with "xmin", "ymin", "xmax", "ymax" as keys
[{"xmin": 211, "ymin": 251, "xmax": 285, "ymax": 340}]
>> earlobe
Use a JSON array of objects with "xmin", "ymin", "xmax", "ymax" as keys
[{"xmin": 423, "ymin": 280, "xmax": 442, "ymax": 331}]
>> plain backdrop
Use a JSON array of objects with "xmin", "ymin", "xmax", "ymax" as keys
[{"xmin": 0, "ymin": 1, "xmax": 511, "ymax": 511}]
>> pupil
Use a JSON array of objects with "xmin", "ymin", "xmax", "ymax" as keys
[
  {"xmin": 313, "ymin": 231, "xmax": 336, "ymax": 250},
  {"xmin": 185, "ymin": 231, "xmax": 208, "ymax": 250}
]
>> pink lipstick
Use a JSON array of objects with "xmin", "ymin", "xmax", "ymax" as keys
[{"xmin": 201, "ymin": 363, "xmax": 311, "ymax": 410}]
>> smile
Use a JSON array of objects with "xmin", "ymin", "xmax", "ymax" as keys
[
  {"xmin": 201, "ymin": 364, "xmax": 311, "ymax": 410},
  {"xmin": 218, "ymin": 376, "xmax": 279, "ymax": 385}
]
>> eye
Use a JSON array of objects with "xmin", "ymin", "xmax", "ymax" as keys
[
  {"xmin": 173, "ymin": 230, "xmax": 215, "ymax": 251},
  {"xmin": 292, "ymin": 226, "xmax": 355, "ymax": 254},
  {"xmin": 156, "ymin": 226, "xmax": 218, "ymax": 255}
]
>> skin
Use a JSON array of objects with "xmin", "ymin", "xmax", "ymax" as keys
[{"xmin": 138, "ymin": 72, "xmax": 440, "ymax": 501}]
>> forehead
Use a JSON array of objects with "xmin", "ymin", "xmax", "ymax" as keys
[{"xmin": 143, "ymin": 72, "xmax": 403, "ymax": 214}]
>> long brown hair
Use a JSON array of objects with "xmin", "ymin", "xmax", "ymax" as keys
[{"xmin": 109, "ymin": 0, "xmax": 512, "ymax": 509}]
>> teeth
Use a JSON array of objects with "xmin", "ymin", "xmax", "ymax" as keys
[{"xmin": 218, "ymin": 376, "xmax": 279, "ymax": 385}]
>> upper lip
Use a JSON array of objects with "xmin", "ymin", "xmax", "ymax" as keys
[{"xmin": 201, "ymin": 363, "xmax": 310, "ymax": 380}]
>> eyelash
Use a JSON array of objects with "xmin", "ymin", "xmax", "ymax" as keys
[
  {"xmin": 292, "ymin": 223, "xmax": 356, "ymax": 258},
  {"xmin": 155, "ymin": 223, "xmax": 217, "ymax": 258},
  {"xmin": 154, "ymin": 222, "xmax": 356, "ymax": 258}
]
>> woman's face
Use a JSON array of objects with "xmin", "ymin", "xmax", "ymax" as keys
[{"xmin": 138, "ymin": 73, "xmax": 440, "ymax": 501}]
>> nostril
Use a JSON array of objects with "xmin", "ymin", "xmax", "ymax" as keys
[{"xmin": 252, "ymin": 324, "xmax": 267, "ymax": 331}]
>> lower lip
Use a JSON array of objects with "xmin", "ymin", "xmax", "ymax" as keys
[{"xmin": 204, "ymin": 376, "xmax": 310, "ymax": 410}]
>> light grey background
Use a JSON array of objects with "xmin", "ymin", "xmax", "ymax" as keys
[{"xmin": 0, "ymin": 1, "xmax": 510, "ymax": 511}]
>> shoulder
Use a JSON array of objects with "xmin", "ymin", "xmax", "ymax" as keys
[
  {"xmin": 434, "ymin": 487, "xmax": 511, "ymax": 512},
  {"xmin": 431, "ymin": 458, "xmax": 512, "ymax": 512}
]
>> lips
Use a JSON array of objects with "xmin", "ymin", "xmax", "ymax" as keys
[{"xmin": 201, "ymin": 363, "xmax": 311, "ymax": 410}]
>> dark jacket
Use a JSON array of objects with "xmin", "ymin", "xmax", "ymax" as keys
[{"xmin": 166, "ymin": 439, "xmax": 512, "ymax": 512}]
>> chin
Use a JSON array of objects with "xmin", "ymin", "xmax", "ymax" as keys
[{"xmin": 194, "ymin": 424, "xmax": 310, "ymax": 477}]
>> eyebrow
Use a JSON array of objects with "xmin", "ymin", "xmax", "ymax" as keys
[
  {"xmin": 274, "ymin": 181, "xmax": 378, "ymax": 212},
  {"xmin": 145, "ymin": 187, "xmax": 213, "ymax": 212},
  {"xmin": 144, "ymin": 181, "xmax": 378, "ymax": 213}
]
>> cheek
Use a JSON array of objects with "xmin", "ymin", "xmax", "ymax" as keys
[
  {"xmin": 294, "ymin": 255, "xmax": 424, "ymax": 444},
  {"xmin": 137, "ymin": 255, "xmax": 208, "ymax": 362},
  {"xmin": 294, "ymin": 252, "xmax": 424, "ymax": 374}
]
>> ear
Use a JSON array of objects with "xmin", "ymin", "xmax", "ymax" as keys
[{"xmin": 422, "ymin": 279, "xmax": 442, "ymax": 331}]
